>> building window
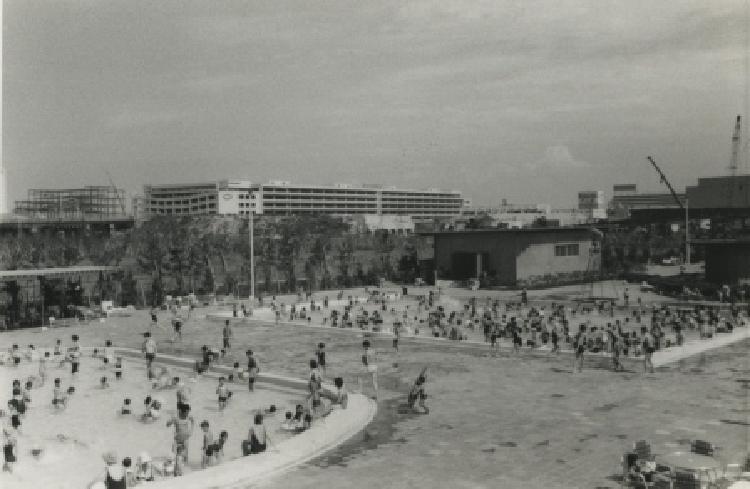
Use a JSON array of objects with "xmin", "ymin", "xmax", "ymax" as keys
[{"xmin": 555, "ymin": 244, "xmax": 580, "ymax": 257}]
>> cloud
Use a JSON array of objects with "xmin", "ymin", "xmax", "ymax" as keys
[{"xmin": 533, "ymin": 145, "xmax": 589, "ymax": 170}]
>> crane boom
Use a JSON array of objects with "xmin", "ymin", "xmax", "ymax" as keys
[
  {"xmin": 646, "ymin": 156, "xmax": 684, "ymax": 210},
  {"xmin": 730, "ymin": 115, "xmax": 742, "ymax": 175},
  {"xmin": 105, "ymin": 171, "xmax": 127, "ymax": 215}
]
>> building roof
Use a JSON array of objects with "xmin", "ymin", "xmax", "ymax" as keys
[
  {"xmin": 691, "ymin": 238, "xmax": 750, "ymax": 245},
  {"xmin": 426, "ymin": 226, "xmax": 595, "ymax": 236},
  {"xmin": 0, "ymin": 266, "xmax": 119, "ymax": 280}
]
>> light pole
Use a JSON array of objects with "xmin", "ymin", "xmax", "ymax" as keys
[
  {"xmin": 685, "ymin": 198, "xmax": 690, "ymax": 265},
  {"xmin": 249, "ymin": 209, "xmax": 255, "ymax": 303}
]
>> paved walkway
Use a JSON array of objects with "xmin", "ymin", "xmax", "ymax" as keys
[{"xmin": 653, "ymin": 325, "xmax": 750, "ymax": 366}]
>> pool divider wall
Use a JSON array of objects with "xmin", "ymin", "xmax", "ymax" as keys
[{"xmin": 96, "ymin": 347, "xmax": 377, "ymax": 489}]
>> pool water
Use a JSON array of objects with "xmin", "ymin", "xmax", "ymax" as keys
[{"xmin": 0, "ymin": 350, "xmax": 301, "ymax": 489}]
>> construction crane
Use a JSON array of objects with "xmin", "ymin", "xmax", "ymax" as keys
[
  {"xmin": 646, "ymin": 156, "xmax": 684, "ymax": 210},
  {"xmin": 646, "ymin": 156, "xmax": 689, "ymax": 264},
  {"xmin": 727, "ymin": 115, "xmax": 743, "ymax": 207},
  {"xmin": 730, "ymin": 115, "xmax": 742, "ymax": 176},
  {"xmin": 105, "ymin": 171, "xmax": 127, "ymax": 215}
]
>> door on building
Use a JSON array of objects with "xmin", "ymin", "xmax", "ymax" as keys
[{"xmin": 450, "ymin": 252, "xmax": 490, "ymax": 280}]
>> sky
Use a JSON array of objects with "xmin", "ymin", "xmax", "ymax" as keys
[{"xmin": 3, "ymin": 0, "xmax": 749, "ymax": 208}]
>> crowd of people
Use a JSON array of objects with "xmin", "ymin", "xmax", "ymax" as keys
[{"xmin": 266, "ymin": 287, "xmax": 747, "ymax": 375}]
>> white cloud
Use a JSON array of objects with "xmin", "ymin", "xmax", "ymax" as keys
[{"xmin": 533, "ymin": 145, "xmax": 589, "ymax": 170}]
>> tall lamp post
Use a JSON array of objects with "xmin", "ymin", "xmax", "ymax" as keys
[{"xmin": 249, "ymin": 208, "xmax": 255, "ymax": 303}]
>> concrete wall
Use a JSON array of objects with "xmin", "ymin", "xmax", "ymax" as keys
[{"xmin": 515, "ymin": 239, "xmax": 596, "ymax": 282}]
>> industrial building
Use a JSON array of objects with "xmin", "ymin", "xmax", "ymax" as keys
[
  {"xmin": 13, "ymin": 186, "xmax": 127, "ymax": 220},
  {"xmin": 430, "ymin": 227, "xmax": 599, "ymax": 287},
  {"xmin": 686, "ymin": 175, "xmax": 750, "ymax": 209},
  {"xmin": 141, "ymin": 180, "xmax": 464, "ymax": 219},
  {"xmin": 693, "ymin": 238, "xmax": 750, "ymax": 285},
  {"xmin": 608, "ymin": 184, "xmax": 684, "ymax": 220}
]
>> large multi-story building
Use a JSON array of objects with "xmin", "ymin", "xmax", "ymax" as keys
[
  {"xmin": 141, "ymin": 180, "xmax": 464, "ymax": 219},
  {"xmin": 13, "ymin": 186, "xmax": 127, "ymax": 219}
]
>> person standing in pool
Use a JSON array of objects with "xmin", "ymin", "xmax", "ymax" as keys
[
  {"xmin": 172, "ymin": 315, "xmax": 183, "ymax": 341},
  {"xmin": 150, "ymin": 307, "xmax": 158, "ymax": 328},
  {"xmin": 243, "ymin": 413, "xmax": 267, "ymax": 455},
  {"xmin": 2, "ymin": 428, "xmax": 17, "ymax": 473},
  {"xmin": 315, "ymin": 343, "xmax": 326, "ymax": 377},
  {"xmin": 176, "ymin": 378, "xmax": 191, "ymax": 412},
  {"xmin": 407, "ymin": 375, "xmax": 429, "ymax": 414},
  {"xmin": 69, "ymin": 335, "xmax": 81, "ymax": 377},
  {"xmin": 167, "ymin": 404, "xmax": 195, "ymax": 466},
  {"xmin": 573, "ymin": 324, "xmax": 587, "ymax": 374},
  {"xmin": 246, "ymin": 350, "xmax": 259, "ymax": 392},
  {"xmin": 642, "ymin": 330, "xmax": 655, "ymax": 374},
  {"xmin": 142, "ymin": 333, "xmax": 157, "ymax": 372},
  {"xmin": 222, "ymin": 320, "xmax": 233, "ymax": 351},
  {"xmin": 360, "ymin": 340, "xmax": 378, "ymax": 399}
]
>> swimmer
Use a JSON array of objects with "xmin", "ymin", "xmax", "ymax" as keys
[
  {"xmin": 100, "ymin": 376, "xmax": 110, "ymax": 389},
  {"xmin": 120, "ymin": 398, "xmax": 132, "ymax": 416},
  {"xmin": 69, "ymin": 335, "xmax": 81, "ymax": 376},
  {"xmin": 52, "ymin": 378, "xmax": 66, "ymax": 409},
  {"xmin": 114, "ymin": 358, "xmax": 123, "ymax": 380},
  {"xmin": 216, "ymin": 377, "xmax": 231, "ymax": 411},
  {"xmin": 167, "ymin": 404, "xmax": 195, "ymax": 465},
  {"xmin": 200, "ymin": 420, "xmax": 214, "ymax": 468},
  {"xmin": 142, "ymin": 333, "xmax": 157, "ymax": 372},
  {"xmin": 2, "ymin": 428, "xmax": 17, "ymax": 473},
  {"xmin": 315, "ymin": 343, "xmax": 326, "ymax": 376},
  {"xmin": 214, "ymin": 431, "xmax": 228, "ymax": 465},
  {"xmin": 359, "ymin": 340, "xmax": 378, "ymax": 399},
  {"xmin": 246, "ymin": 350, "xmax": 259, "ymax": 392},
  {"xmin": 39, "ymin": 351, "xmax": 49, "ymax": 385}
]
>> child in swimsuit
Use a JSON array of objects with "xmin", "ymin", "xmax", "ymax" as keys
[
  {"xmin": 281, "ymin": 411, "xmax": 296, "ymax": 431},
  {"xmin": 11, "ymin": 344, "xmax": 20, "ymax": 367},
  {"xmin": 7, "ymin": 399, "xmax": 20, "ymax": 430},
  {"xmin": 52, "ymin": 378, "xmax": 66, "ymax": 408},
  {"xmin": 69, "ymin": 335, "xmax": 81, "ymax": 375},
  {"xmin": 39, "ymin": 352, "xmax": 49, "ymax": 385},
  {"xmin": 167, "ymin": 405, "xmax": 195, "ymax": 465},
  {"xmin": 3, "ymin": 428, "xmax": 17, "ymax": 473},
  {"xmin": 200, "ymin": 420, "xmax": 214, "ymax": 468},
  {"xmin": 23, "ymin": 381, "xmax": 32, "ymax": 406},
  {"xmin": 215, "ymin": 431, "xmax": 228, "ymax": 464},
  {"xmin": 216, "ymin": 377, "xmax": 231, "ymax": 410},
  {"xmin": 114, "ymin": 358, "xmax": 123, "ymax": 379},
  {"xmin": 120, "ymin": 398, "xmax": 132, "ymax": 415},
  {"xmin": 315, "ymin": 343, "xmax": 326, "ymax": 376}
]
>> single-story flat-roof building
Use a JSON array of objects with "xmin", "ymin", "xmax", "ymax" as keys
[{"xmin": 429, "ymin": 227, "xmax": 600, "ymax": 287}]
